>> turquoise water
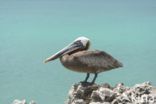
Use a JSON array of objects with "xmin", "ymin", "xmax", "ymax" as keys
[{"xmin": 0, "ymin": 0, "xmax": 156, "ymax": 104}]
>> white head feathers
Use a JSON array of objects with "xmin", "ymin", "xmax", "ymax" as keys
[{"xmin": 74, "ymin": 36, "xmax": 90, "ymax": 47}]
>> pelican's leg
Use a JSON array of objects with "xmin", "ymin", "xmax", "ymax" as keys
[
  {"xmin": 92, "ymin": 73, "xmax": 98, "ymax": 83},
  {"xmin": 84, "ymin": 73, "xmax": 90, "ymax": 82}
]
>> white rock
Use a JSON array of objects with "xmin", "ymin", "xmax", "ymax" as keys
[
  {"xmin": 66, "ymin": 82, "xmax": 156, "ymax": 104},
  {"xmin": 73, "ymin": 99, "xmax": 86, "ymax": 104},
  {"xmin": 91, "ymin": 87, "xmax": 115, "ymax": 102},
  {"xmin": 90, "ymin": 102, "xmax": 103, "ymax": 104},
  {"xmin": 12, "ymin": 99, "xmax": 26, "ymax": 104},
  {"xmin": 29, "ymin": 100, "xmax": 36, "ymax": 104}
]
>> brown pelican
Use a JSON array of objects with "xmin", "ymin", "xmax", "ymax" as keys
[{"xmin": 44, "ymin": 36, "xmax": 123, "ymax": 83}]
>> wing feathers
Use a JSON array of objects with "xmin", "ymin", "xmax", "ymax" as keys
[{"xmin": 73, "ymin": 50, "xmax": 123, "ymax": 71}]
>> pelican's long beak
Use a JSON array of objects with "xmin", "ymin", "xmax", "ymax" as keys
[{"xmin": 44, "ymin": 41, "xmax": 83, "ymax": 63}]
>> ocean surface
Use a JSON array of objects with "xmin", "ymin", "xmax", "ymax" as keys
[{"xmin": 0, "ymin": 0, "xmax": 156, "ymax": 104}]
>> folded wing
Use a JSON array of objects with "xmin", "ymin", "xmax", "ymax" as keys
[{"xmin": 73, "ymin": 50, "xmax": 123, "ymax": 72}]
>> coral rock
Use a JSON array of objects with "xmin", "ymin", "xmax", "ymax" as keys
[
  {"xmin": 12, "ymin": 99, "xmax": 36, "ymax": 104},
  {"xmin": 66, "ymin": 82, "xmax": 156, "ymax": 104},
  {"xmin": 12, "ymin": 99, "xmax": 26, "ymax": 104}
]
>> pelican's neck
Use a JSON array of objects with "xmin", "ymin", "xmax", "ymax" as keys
[{"xmin": 60, "ymin": 54, "xmax": 70, "ymax": 64}]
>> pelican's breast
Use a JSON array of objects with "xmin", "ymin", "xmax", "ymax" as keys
[{"xmin": 60, "ymin": 52, "xmax": 89, "ymax": 73}]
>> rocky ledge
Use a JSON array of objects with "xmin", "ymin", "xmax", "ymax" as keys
[{"xmin": 66, "ymin": 82, "xmax": 156, "ymax": 104}]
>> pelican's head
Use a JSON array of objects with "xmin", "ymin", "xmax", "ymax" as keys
[
  {"xmin": 44, "ymin": 36, "xmax": 90, "ymax": 63},
  {"xmin": 73, "ymin": 36, "xmax": 90, "ymax": 49}
]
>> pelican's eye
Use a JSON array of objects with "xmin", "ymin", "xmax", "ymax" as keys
[{"xmin": 74, "ymin": 40, "xmax": 84, "ymax": 48}]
